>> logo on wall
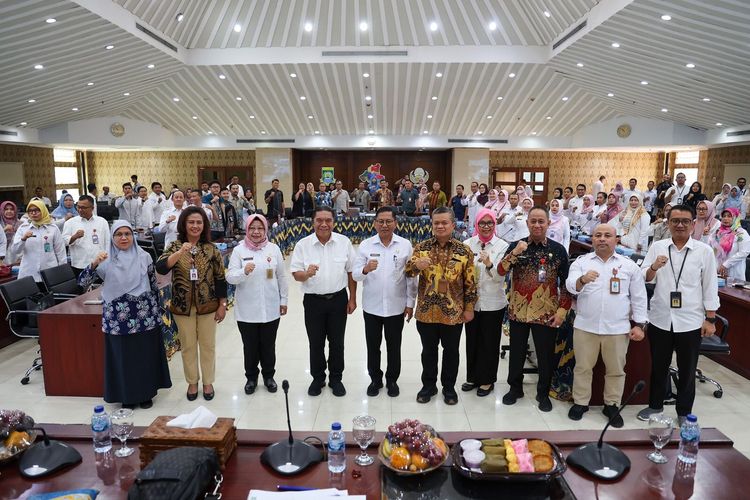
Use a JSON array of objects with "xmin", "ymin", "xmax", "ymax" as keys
[
  {"xmin": 321, "ymin": 167, "xmax": 335, "ymax": 185},
  {"xmin": 409, "ymin": 167, "xmax": 430, "ymax": 185},
  {"xmin": 359, "ymin": 163, "xmax": 385, "ymax": 194}
]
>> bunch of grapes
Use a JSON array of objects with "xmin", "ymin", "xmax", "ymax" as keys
[
  {"xmin": 422, "ymin": 441, "xmax": 444, "ymax": 466},
  {"xmin": 0, "ymin": 410, "xmax": 34, "ymax": 441},
  {"xmin": 386, "ymin": 419, "xmax": 427, "ymax": 450}
]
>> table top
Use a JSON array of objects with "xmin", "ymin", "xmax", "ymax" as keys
[{"xmin": 1, "ymin": 425, "xmax": 748, "ymax": 499}]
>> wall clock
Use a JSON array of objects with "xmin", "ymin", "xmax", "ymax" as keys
[
  {"xmin": 616, "ymin": 123, "xmax": 631, "ymax": 138},
  {"xmin": 110, "ymin": 122, "xmax": 125, "ymax": 137}
]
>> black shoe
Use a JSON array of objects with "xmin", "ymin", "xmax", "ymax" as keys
[
  {"xmin": 476, "ymin": 384, "xmax": 494, "ymax": 397},
  {"xmin": 386, "ymin": 382, "xmax": 400, "ymax": 397},
  {"xmin": 366, "ymin": 381, "xmax": 383, "ymax": 397},
  {"xmin": 308, "ymin": 380, "xmax": 325, "ymax": 396},
  {"xmin": 264, "ymin": 378, "xmax": 277, "ymax": 393},
  {"xmin": 186, "ymin": 390, "xmax": 198, "ymax": 401},
  {"xmin": 443, "ymin": 388, "xmax": 459, "ymax": 405},
  {"xmin": 244, "ymin": 380, "xmax": 257, "ymax": 395},
  {"xmin": 536, "ymin": 395, "xmax": 552, "ymax": 412},
  {"xmin": 603, "ymin": 404, "xmax": 624, "ymax": 428},
  {"xmin": 329, "ymin": 381, "xmax": 346, "ymax": 397},
  {"xmin": 502, "ymin": 390, "xmax": 523, "ymax": 405},
  {"xmin": 122, "ymin": 403, "xmax": 136, "ymax": 410},
  {"xmin": 568, "ymin": 404, "xmax": 589, "ymax": 421},
  {"xmin": 416, "ymin": 386, "xmax": 438, "ymax": 404},
  {"xmin": 203, "ymin": 390, "xmax": 215, "ymax": 401},
  {"xmin": 461, "ymin": 382, "xmax": 478, "ymax": 392}
]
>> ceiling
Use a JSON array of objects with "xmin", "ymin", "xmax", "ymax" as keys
[{"xmin": 1, "ymin": 0, "xmax": 748, "ymax": 144}]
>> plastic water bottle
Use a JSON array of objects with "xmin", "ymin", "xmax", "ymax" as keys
[
  {"xmin": 676, "ymin": 414, "xmax": 700, "ymax": 478},
  {"xmin": 327, "ymin": 422, "xmax": 346, "ymax": 473},
  {"xmin": 91, "ymin": 405, "xmax": 112, "ymax": 453}
]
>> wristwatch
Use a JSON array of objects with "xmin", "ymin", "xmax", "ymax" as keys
[{"xmin": 705, "ymin": 317, "xmax": 718, "ymax": 324}]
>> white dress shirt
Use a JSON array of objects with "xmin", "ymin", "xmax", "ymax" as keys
[
  {"xmin": 11, "ymin": 223, "xmax": 67, "ymax": 281},
  {"xmin": 496, "ymin": 209, "xmax": 529, "ymax": 242},
  {"xmin": 155, "ymin": 207, "xmax": 184, "ymax": 247},
  {"xmin": 665, "ymin": 184, "xmax": 689, "ymax": 205},
  {"xmin": 290, "ymin": 232, "xmax": 355, "ymax": 294},
  {"xmin": 0, "ymin": 229, "xmax": 6, "ymax": 259},
  {"xmin": 226, "ymin": 242, "xmax": 288, "ymax": 323},
  {"xmin": 115, "ymin": 197, "xmax": 141, "ymax": 226},
  {"xmin": 568, "ymin": 196, "xmax": 585, "ymax": 216},
  {"xmin": 642, "ymin": 238, "xmax": 720, "ymax": 332},
  {"xmin": 466, "ymin": 192, "xmax": 481, "ymax": 232},
  {"xmin": 567, "ymin": 252, "xmax": 648, "ymax": 334},
  {"xmin": 622, "ymin": 189, "xmax": 642, "ymax": 205},
  {"xmin": 352, "ymin": 234, "xmax": 417, "ymax": 317},
  {"xmin": 332, "ymin": 189, "xmax": 350, "ymax": 213},
  {"xmin": 547, "ymin": 215, "xmax": 571, "ymax": 252},
  {"xmin": 593, "ymin": 180, "xmax": 604, "ymax": 195},
  {"xmin": 465, "ymin": 235, "xmax": 509, "ymax": 311},
  {"xmin": 643, "ymin": 188, "xmax": 657, "ymax": 212},
  {"xmin": 147, "ymin": 192, "xmax": 170, "ymax": 223},
  {"xmin": 62, "ymin": 215, "xmax": 110, "ymax": 269},
  {"xmin": 134, "ymin": 199, "xmax": 156, "ymax": 229}
]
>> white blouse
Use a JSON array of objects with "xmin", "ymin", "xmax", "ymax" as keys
[
  {"xmin": 226, "ymin": 242, "xmax": 289, "ymax": 323},
  {"xmin": 11, "ymin": 222, "xmax": 67, "ymax": 281}
]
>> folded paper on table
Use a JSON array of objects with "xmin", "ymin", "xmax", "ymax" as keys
[
  {"xmin": 166, "ymin": 406, "xmax": 217, "ymax": 429},
  {"xmin": 247, "ymin": 489, "xmax": 364, "ymax": 499}
]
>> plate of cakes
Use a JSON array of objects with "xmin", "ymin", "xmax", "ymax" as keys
[{"xmin": 451, "ymin": 437, "xmax": 566, "ymax": 482}]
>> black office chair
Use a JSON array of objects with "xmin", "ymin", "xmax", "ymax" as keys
[
  {"xmin": 629, "ymin": 253, "xmax": 646, "ymax": 267},
  {"xmin": 152, "ymin": 231, "xmax": 166, "ymax": 255},
  {"xmin": 137, "ymin": 236, "xmax": 159, "ymax": 262},
  {"xmin": 668, "ymin": 314, "xmax": 730, "ymax": 399},
  {"xmin": 40, "ymin": 263, "xmax": 81, "ymax": 296}
]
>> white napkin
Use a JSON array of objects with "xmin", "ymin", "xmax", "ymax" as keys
[{"xmin": 166, "ymin": 406, "xmax": 218, "ymax": 429}]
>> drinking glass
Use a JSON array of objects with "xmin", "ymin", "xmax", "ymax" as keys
[
  {"xmin": 111, "ymin": 408, "xmax": 134, "ymax": 458},
  {"xmin": 352, "ymin": 415, "xmax": 376, "ymax": 466},
  {"xmin": 647, "ymin": 413, "xmax": 674, "ymax": 464}
]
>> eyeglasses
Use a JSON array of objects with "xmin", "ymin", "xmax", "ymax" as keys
[
  {"xmin": 114, "ymin": 232, "xmax": 133, "ymax": 238},
  {"xmin": 696, "ymin": 207, "xmax": 708, "ymax": 211},
  {"xmin": 374, "ymin": 219, "xmax": 395, "ymax": 226},
  {"xmin": 669, "ymin": 218, "xmax": 693, "ymax": 226},
  {"xmin": 477, "ymin": 221, "xmax": 494, "ymax": 228}
]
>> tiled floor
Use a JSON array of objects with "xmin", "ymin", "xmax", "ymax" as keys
[{"xmin": 2, "ymin": 259, "xmax": 749, "ymax": 459}]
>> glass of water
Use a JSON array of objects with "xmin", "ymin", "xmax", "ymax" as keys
[
  {"xmin": 647, "ymin": 413, "xmax": 674, "ymax": 464},
  {"xmin": 111, "ymin": 408, "xmax": 134, "ymax": 458},
  {"xmin": 352, "ymin": 415, "xmax": 376, "ymax": 466}
]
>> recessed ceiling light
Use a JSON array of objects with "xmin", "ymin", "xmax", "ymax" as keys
[
  {"xmin": 146, "ymin": 64, "xmax": 155, "ymax": 69},
  {"xmin": 359, "ymin": 21, "xmax": 368, "ymax": 31},
  {"xmin": 207, "ymin": 131, "xmax": 214, "ymax": 135},
  {"xmin": 235, "ymin": 96, "xmax": 242, "ymax": 101},
  {"xmin": 661, "ymin": 14, "xmax": 672, "ymax": 21},
  {"xmin": 685, "ymin": 63, "xmax": 695, "ymax": 68},
  {"xmin": 562, "ymin": 96, "xmax": 569, "ymax": 101},
  {"xmin": 427, "ymin": 114, "xmax": 433, "ymax": 119},
  {"xmin": 716, "ymin": 122, "xmax": 723, "ymax": 126},
  {"xmin": 34, "ymin": 64, "xmax": 44, "ymax": 69},
  {"xmin": 218, "ymin": 73, "xmax": 226, "ymax": 79},
  {"xmin": 488, "ymin": 21, "xmax": 497, "ymax": 31},
  {"xmin": 487, "ymin": 115, "xmax": 492, "ymax": 119},
  {"xmin": 290, "ymin": 73, "xmax": 297, "ymax": 78},
  {"xmin": 367, "ymin": 114, "xmax": 373, "ymax": 119},
  {"xmin": 20, "ymin": 122, "xmax": 27, "ymax": 126},
  {"xmin": 45, "ymin": 18, "xmax": 56, "ymax": 24},
  {"xmin": 233, "ymin": 23, "xmax": 242, "ymax": 33},
  {"xmin": 544, "ymin": 11, "xmax": 551, "ymax": 18},
  {"xmin": 640, "ymin": 81, "xmax": 648, "ymax": 85},
  {"xmin": 607, "ymin": 92, "xmax": 614, "ymax": 97},
  {"xmin": 249, "ymin": 115, "xmax": 255, "ymax": 119},
  {"xmin": 363, "ymin": 73, "xmax": 370, "ymax": 78},
  {"xmin": 423, "ymin": 130, "xmax": 429, "ymax": 134},
  {"xmin": 531, "ymin": 131, "xmax": 537, "ymax": 135},
  {"xmin": 71, "ymin": 107, "xmax": 78, "ymax": 111},
  {"xmin": 611, "ymin": 42, "xmax": 620, "ymax": 48},
  {"xmin": 300, "ymin": 96, "xmax": 306, "ymax": 100},
  {"xmin": 365, "ymin": 96, "xmax": 372, "ymax": 101},
  {"xmin": 368, "ymin": 129, "xmax": 374, "ymax": 134},
  {"xmin": 86, "ymin": 82, "xmax": 94, "ymax": 86},
  {"xmin": 105, "ymin": 44, "xmax": 114, "ymax": 50},
  {"xmin": 661, "ymin": 108, "xmax": 668, "ymax": 112},
  {"xmin": 576, "ymin": 62, "xmax": 584, "ymax": 67},
  {"xmin": 260, "ymin": 130, "xmax": 266, "ymax": 135},
  {"xmin": 546, "ymin": 116, "xmax": 552, "ymax": 120},
  {"xmin": 702, "ymin": 97, "xmax": 711, "ymax": 102},
  {"xmin": 477, "ymin": 131, "xmax": 483, "ymax": 135},
  {"xmin": 304, "ymin": 22, "xmax": 313, "ymax": 32},
  {"xmin": 497, "ymin": 96, "xmax": 503, "ymax": 100},
  {"xmin": 307, "ymin": 115, "xmax": 314, "ymax": 119},
  {"xmin": 431, "ymin": 96, "xmax": 437, "ymax": 100},
  {"xmin": 172, "ymin": 97, "xmax": 180, "ymax": 102},
  {"xmin": 176, "ymin": 13, "xmax": 184, "ymax": 22},
  {"xmin": 436, "ymin": 72, "xmax": 443, "ymax": 78},
  {"xmin": 123, "ymin": 92, "xmax": 130, "ymax": 96},
  {"xmin": 314, "ymin": 130, "xmax": 320, "ymax": 134},
  {"xmin": 509, "ymin": 72, "xmax": 516, "ymax": 78},
  {"xmin": 27, "ymin": 99, "xmax": 36, "ymax": 103},
  {"xmin": 429, "ymin": 22, "xmax": 438, "ymax": 31},
  {"xmin": 192, "ymin": 116, "xmax": 198, "ymax": 119}
]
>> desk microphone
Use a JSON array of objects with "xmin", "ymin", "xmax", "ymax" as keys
[
  {"xmin": 17, "ymin": 426, "xmax": 82, "ymax": 478},
  {"xmin": 260, "ymin": 380, "xmax": 323, "ymax": 475},
  {"xmin": 566, "ymin": 380, "xmax": 646, "ymax": 480}
]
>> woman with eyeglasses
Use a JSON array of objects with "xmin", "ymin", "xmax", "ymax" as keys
[
  {"xmin": 51, "ymin": 193, "xmax": 78, "ymax": 221},
  {"xmin": 692, "ymin": 200, "xmax": 719, "ymax": 241},
  {"xmin": 708, "ymin": 207, "xmax": 750, "ymax": 281},
  {"xmin": 11, "ymin": 199, "xmax": 66, "ymax": 282},
  {"xmin": 226, "ymin": 214, "xmax": 288, "ymax": 395},
  {"xmin": 78, "ymin": 220, "xmax": 172, "ymax": 409}
]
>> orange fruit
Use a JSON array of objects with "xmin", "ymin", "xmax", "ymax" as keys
[
  {"xmin": 390, "ymin": 447, "xmax": 411, "ymax": 470},
  {"xmin": 432, "ymin": 438, "xmax": 448, "ymax": 456},
  {"xmin": 411, "ymin": 453, "xmax": 429, "ymax": 470}
]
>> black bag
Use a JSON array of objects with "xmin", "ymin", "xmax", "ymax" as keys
[
  {"xmin": 24, "ymin": 292, "xmax": 56, "ymax": 328},
  {"xmin": 128, "ymin": 447, "xmax": 221, "ymax": 500}
]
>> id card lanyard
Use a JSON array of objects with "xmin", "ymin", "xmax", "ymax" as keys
[
  {"xmin": 668, "ymin": 246, "xmax": 689, "ymax": 308},
  {"xmin": 189, "ymin": 246, "xmax": 199, "ymax": 281}
]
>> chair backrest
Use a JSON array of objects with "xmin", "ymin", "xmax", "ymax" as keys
[
  {"xmin": 152, "ymin": 231, "xmax": 166, "ymax": 254},
  {"xmin": 629, "ymin": 253, "xmax": 646, "ymax": 267},
  {"xmin": 714, "ymin": 314, "xmax": 730, "ymax": 343},
  {"xmin": 0, "ymin": 277, "xmax": 42, "ymax": 313},
  {"xmin": 40, "ymin": 263, "xmax": 80, "ymax": 295}
]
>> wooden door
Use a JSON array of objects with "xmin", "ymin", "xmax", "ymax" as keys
[
  {"xmin": 491, "ymin": 167, "xmax": 549, "ymax": 206},
  {"xmin": 197, "ymin": 166, "xmax": 254, "ymax": 195}
]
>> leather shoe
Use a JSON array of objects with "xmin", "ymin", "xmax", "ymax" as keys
[
  {"xmin": 461, "ymin": 382, "xmax": 478, "ymax": 392},
  {"xmin": 536, "ymin": 395, "xmax": 552, "ymax": 412},
  {"xmin": 186, "ymin": 390, "xmax": 198, "ymax": 401},
  {"xmin": 386, "ymin": 382, "xmax": 400, "ymax": 397},
  {"xmin": 476, "ymin": 384, "xmax": 494, "ymax": 397},
  {"xmin": 502, "ymin": 390, "xmax": 523, "ymax": 405},
  {"xmin": 602, "ymin": 404, "xmax": 624, "ymax": 428},
  {"xmin": 329, "ymin": 381, "xmax": 346, "ymax": 397},
  {"xmin": 264, "ymin": 378, "xmax": 278, "ymax": 393},
  {"xmin": 416, "ymin": 386, "xmax": 438, "ymax": 404},
  {"xmin": 139, "ymin": 400, "xmax": 153, "ymax": 409},
  {"xmin": 203, "ymin": 386, "xmax": 215, "ymax": 401},
  {"xmin": 366, "ymin": 381, "xmax": 383, "ymax": 397},
  {"xmin": 568, "ymin": 404, "xmax": 589, "ymax": 421},
  {"xmin": 442, "ymin": 387, "xmax": 459, "ymax": 405},
  {"xmin": 308, "ymin": 380, "xmax": 325, "ymax": 396},
  {"xmin": 122, "ymin": 403, "xmax": 136, "ymax": 410},
  {"xmin": 244, "ymin": 380, "xmax": 257, "ymax": 395}
]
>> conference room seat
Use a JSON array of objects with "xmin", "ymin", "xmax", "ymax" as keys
[{"xmin": 40, "ymin": 263, "xmax": 81, "ymax": 296}]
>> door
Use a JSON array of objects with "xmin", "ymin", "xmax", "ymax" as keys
[
  {"xmin": 491, "ymin": 167, "xmax": 549, "ymax": 206},
  {"xmin": 197, "ymin": 166, "xmax": 254, "ymax": 196}
]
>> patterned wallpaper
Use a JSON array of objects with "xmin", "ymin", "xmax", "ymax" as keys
[
  {"xmin": 698, "ymin": 145, "xmax": 750, "ymax": 195},
  {"xmin": 489, "ymin": 150, "xmax": 662, "ymax": 194},
  {"xmin": 86, "ymin": 150, "xmax": 256, "ymax": 195},
  {"xmin": 0, "ymin": 143, "xmax": 66, "ymax": 203}
]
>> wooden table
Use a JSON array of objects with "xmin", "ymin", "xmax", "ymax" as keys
[
  {"xmin": 1, "ymin": 426, "xmax": 749, "ymax": 499},
  {"xmin": 713, "ymin": 286, "xmax": 750, "ymax": 380}
]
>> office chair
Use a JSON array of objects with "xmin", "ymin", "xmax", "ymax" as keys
[
  {"xmin": 40, "ymin": 263, "xmax": 81, "ymax": 296},
  {"xmin": 152, "ymin": 230, "xmax": 166, "ymax": 255}
]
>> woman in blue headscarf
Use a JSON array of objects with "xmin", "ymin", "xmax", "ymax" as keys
[
  {"xmin": 717, "ymin": 185, "xmax": 747, "ymax": 219},
  {"xmin": 78, "ymin": 220, "xmax": 171, "ymax": 409},
  {"xmin": 51, "ymin": 193, "xmax": 78, "ymax": 220}
]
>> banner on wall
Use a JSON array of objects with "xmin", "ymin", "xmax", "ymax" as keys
[
  {"xmin": 359, "ymin": 162, "xmax": 385, "ymax": 194},
  {"xmin": 321, "ymin": 167, "xmax": 335, "ymax": 185}
]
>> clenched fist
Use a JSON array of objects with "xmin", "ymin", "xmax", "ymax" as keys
[{"xmin": 244, "ymin": 262, "xmax": 256, "ymax": 275}]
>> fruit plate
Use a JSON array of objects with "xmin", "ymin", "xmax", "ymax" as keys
[
  {"xmin": 0, "ymin": 430, "xmax": 37, "ymax": 465},
  {"xmin": 378, "ymin": 439, "xmax": 448, "ymax": 476},
  {"xmin": 451, "ymin": 438, "xmax": 566, "ymax": 482}
]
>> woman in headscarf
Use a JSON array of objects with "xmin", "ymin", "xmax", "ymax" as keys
[
  {"xmin": 611, "ymin": 181, "xmax": 625, "ymax": 203},
  {"xmin": 416, "ymin": 185, "xmax": 429, "ymax": 214},
  {"xmin": 552, "ymin": 187, "xmax": 564, "ymax": 201},
  {"xmin": 684, "ymin": 181, "xmax": 707, "ymax": 211},
  {"xmin": 648, "ymin": 202, "xmax": 673, "ymax": 242},
  {"xmin": 712, "ymin": 183, "xmax": 732, "ymax": 207},
  {"xmin": 78, "ymin": 220, "xmax": 172, "ymax": 409},
  {"xmin": 305, "ymin": 183, "xmax": 316, "ymax": 216},
  {"xmin": 485, "ymin": 189, "xmax": 509, "ymax": 219},
  {"xmin": 717, "ymin": 185, "xmax": 747, "ymax": 219},
  {"xmin": 2, "ymin": 201, "xmax": 21, "ymax": 241},
  {"xmin": 477, "ymin": 183, "xmax": 489, "ymax": 206},
  {"xmin": 547, "ymin": 199, "xmax": 571, "ymax": 251},
  {"xmin": 692, "ymin": 200, "xmax": 719, "ymax": 241},
  {"xmin": 51, "ymin": 193, "xmax": 78, "ymax": 221},
  {"xmin": 572, "ymin": 194, "xmax": 595, "ymax": 231},
  {"xmin": 599, "ymin": 192, "xmax": 623, "ymax": 224},
  {"xmin": 461, "ymin": 208, "xmax": 509, "ymax": 397},
  {"xmin": 226, "ymin": 214, "xmax": 288, "ymax": 395},
  {"xmin": 617, "ymin": 193, "xmax": 651, "ymax": 252},
  {"xmin": 709, "ymin": 208, "xmax": 750, "ymax": 281},
  {"xmin": 11, "ymin": 200, "xmax": 66, "ymax": 281}
]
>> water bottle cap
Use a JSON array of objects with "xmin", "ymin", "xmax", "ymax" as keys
[
  {"xmin": 94, "ymin": 405, "xmax": 104, "ymax": 413},
  {"xmin": 331, "ymin": 422, "xmax": 341, "ymax": 430},
  {"xmin": 686, "ymin": 414, "xmax": 697, "ymax": 422}
]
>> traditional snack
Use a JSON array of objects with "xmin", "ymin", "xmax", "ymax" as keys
[
  {"xmin": 460, "ymin": 439, "xmax": 482, "ymax": 452},
  {"xmin": 481, "ymin": 445, "xmax": 506, "ymax": 456},
  {"xmin": 463, "ymin": 449, "xmax": 485, "ymax": 468},
  {"xmin": 480, "ymin": 438, "xmax": 504, "ymax": 447},
  {"xmin": 464, "ymin": 437, "xmax": 556, "ymax": 475},
  {"xmin": 528, "ymin": 439, "xmax": 553, "ymax": 455},
  {"xmin": 480, "ymin": 456, "xmax": 508, "ymax": 473},
  {"xmin": 533, "ymin": 454, "xmax": 555, "ymax": 472}
]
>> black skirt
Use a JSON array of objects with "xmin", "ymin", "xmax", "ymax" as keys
[{"xmin": 104, "ymin": 328, "xmax": 172, "ymax": 405}]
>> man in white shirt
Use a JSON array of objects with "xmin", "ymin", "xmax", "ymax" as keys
[
  {"xmin": 466, "ymin": 182, "xmax": 480, "ymax": 233},
  {"xmin": 496, "ymin": 193, "xmax": 530, "ymax": 243},
  {"xmin": 98, "ymin": 186, "xmax": 113, "ymax": 204},
  {"xmin": 622, "ymin": 178, "xmax": 642, "ymax": 205},
  {"xmin": 643, "ymin": 180, "xmax": 657, "ymax": 215},
  {"xmin": 226, "ymin": 176, "xmax": 244, "ymax": 198},
  {"xmin": 188, "ymin": 189, "xmax": 214, "ymax": 222},
  {"xmin": 567, "ymin": 184, "xmax": 587, "ymax": 216},
  {"xmin": 155, "ymin": 189, "xmax": 186, "ymax": 247},
  {"xmin": 114, "ymin": 182, "xmax": 140, "ymax": 227},
  {"xmin": 134, "ymin": 186, "xmax": 155, "ymax": 231},
  {"xmin": 291, "ymin": 206, "xmax": 357, "ymax": 397},
  {"xmin": 566, "ymin": 223, "xmax": 648, "ymax": 427},
  {"xmin": 353, "ymin": 207, "xmax": 417, "ymax": 397},
  {"xmin": 62, "ymin": 195, "xmax": 110, "ymax": 276},
  {"xmin": 637, "ymin": 204, "xmax": 720, "ymax": 423},
  {"xmin": 593, "ymin": 175, "xmax": 606, "ymax": 196},
  {"xmin": 665, "ymin": 172, "xmax": 689, "ymax": 206},
  {"xmin": 34, "ymin": 187, "xmax": 52, "ymax": 209},
  {"xmin": 331, "ymin": 180, "xmax": 351, "ymax": 214},
  {"xmin": 148, "ymin": 182, "xmax": 170, "ymax": 224}
]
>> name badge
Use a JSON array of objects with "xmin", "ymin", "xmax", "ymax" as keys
[
  {"xmin": 266, "ymin": 268, "xmax": 274, "ymax": 279},
  {"xmin": 242, "ymin": 257, "xmax": 254, "ymax": 261},
  {"xmin": 92, "ymin": 232, "xmax": 99, "ymax": 245},
  {"xmin": 370, "ymin": 253, "xmax": 380, "ymax": 258},
  {"xmin": 43, "ymin": 236, "xmax": 51, "ymax": 253},
  {"xmin": 189, "ymin": 268, "xmax": 198, "ymax": 281},
  {"xmin": 609, "ymin": 268, "xmax": 620, "ymax": 294},
  {"xmin": 670, "ymin": 291, "xmax": 682, "ymax": 308},
  {"xmin": 537, "ymin": 258, "xmax": 547, "ymax": 283}
]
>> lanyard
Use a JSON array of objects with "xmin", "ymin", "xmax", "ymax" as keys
[{"xmin": 668, "ymin": 246, "xmax": 689, "ymax": 290}]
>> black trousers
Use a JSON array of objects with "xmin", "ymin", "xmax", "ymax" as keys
[
  {"xmin": 303, "ymin": 289, "xmax": 348, "ymax": 383},
  {"xmin": 507, "ymin": 320, "xmax": 558, "ymax": 398},
  {"xmin": 363, "ymin": 311, "xmax": 404, "ymax": 384},
  {"xmin": 237, "ymin": 319, "xmax": 280, "ymax": 381},
  {"xmin": 465, "ymin": 309, "xmax": 506, "ymax": 385},
  {"xmin": 416, "ymin": 321, "xmax": 462, "ymax": 390},
  {"xmin": 648, "ymin": 325, "xmax": 702, "ymax": 416}
]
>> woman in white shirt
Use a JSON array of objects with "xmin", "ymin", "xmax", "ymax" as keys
[
  {"xmin": 617, "ymin": 193, "xmax": 650, "ymax": 252},
  {"xmin": 155, "ymin": 189, "xmax": 186, "ymax": 248},
  {"xmin": 712, "ymin": 183, "xmax": 732, "ymax": 208},
  {"xmin": 648, "ymin": 202, "xmax": 673, "ymax": 243},
  {"xmin": 485, "ymin": 189, "xmax": 510, "ymax": 220},
  {"xmin": 496, "ymin": 195, "xmax": 530, "ymax": 243},
  {"xmin": 692, "ymin": 200, "xmax": 719, "ymax": 241},
  {"xmin": 11, "ymin": 199, "xmax": 67, "ymax": 282},
  {"xmin": 226, "ymin": 214, "xmax": 288, "ymax": 395},
  {"xmin": 462, "ymin": 208, "xmax": 509, "ymax": 397},
  {"xmin": 547, "ymin": 199, "xmax": 571, "ymax": 251},
  {"xmin": 709, "ymin": 207, "xmax": 750, "ymax": 282}
]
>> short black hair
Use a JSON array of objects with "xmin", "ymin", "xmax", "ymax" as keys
[
  {"xmin": 78, "ymin": 195, "xmax": 94, "ymax": 205},
  {"xmin": 738, "ymin": 177, "xmax": 747, "ymax": 182},
  {"xmin": 272, "ymin": 178, "xmax": 280, "ymax": 183},
  {"xmin": 313, "ymin": 205, "xmax": 335, "ymax": 218},
  {"xmin": 151, "ymin": 182, "xmax": 161, "ymax": 189},
  {"xmin": 669, "ymin": 204, "xmax": 695, "ymax": 219},
  {"xmin": 137, "ymin": 186, "xmax": 147, "ymax": 193},
  {"xmin": 86, "ymin": 183, "xmax": 96, "ymax": 192},
  {"xmin": 122, "ymin": 182, "xmax": 132, "ymax": 189},
  {"xmin": 599, "ymin": 175, "xmax": 606, "ymax": 180},
  {"xmin": 629, "ymin": 178, "xmax": 637, "ymax": 182},
  {"xmin": 576, "ymin": 184, "xmax": 586, "ymax": 190},
  {"xmin": 176, "ymin": 206, "xmax": 211, "ymax": 243},
  {"xmin": 375, "ymin": 206, "xmax": 397, "ymax": 218},
  {"xmin": 210, "ymin": 180, "xmax": 221, "ymax": 188},
  {"xmin": 528, "ymin": 205, "xmax": 549, "ymax": 218},
  {"xmin": 456, "ymin": 184, "xmax": 464, "ymax": 190},
  {"xmin": 564, "ymin": 186, "xmax": 574, "ymax": 192},
  {"xmin": 131, "ymin": 174, "xmax": 138, "ymax": 180},
  {"xmin": 431, "ymin": 206, "xmax": 455, "ymax": 222}
]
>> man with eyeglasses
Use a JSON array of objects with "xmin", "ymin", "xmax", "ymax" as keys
[
  {"xmin": 61, "ymin": 195, "xmax": 110, "ymax": 277},
  {"xmin": 665, "ymin": 173, "xmax": 688, "ymax": 206},
  {"xmin": 353, "ymin": 207, "xmax": 417, "ymax": 397},
  {"xmin": 637, "ymin": 204, "xmax": 720, "ymax": 424}
]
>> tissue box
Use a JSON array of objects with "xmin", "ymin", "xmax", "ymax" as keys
[{"xmin": 139, "ymin": 416, "xmax": 237, "ymax": 470}]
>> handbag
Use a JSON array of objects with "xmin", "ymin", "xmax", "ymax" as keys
[{"xmin": 128, "ymin": 447, "xmax": 222, "ymax": 500}]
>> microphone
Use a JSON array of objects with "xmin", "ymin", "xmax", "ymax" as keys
[
  {"xmin": 282, "ymin": 380, "xmax": 293, "ymax": 445},
  {"xmin": 566, "ymin": 380, "xmax": 646, "ymax": 481},
  {"xmin": 17, "ymin": 425, "xmax": 82, "ymax": 478}
]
